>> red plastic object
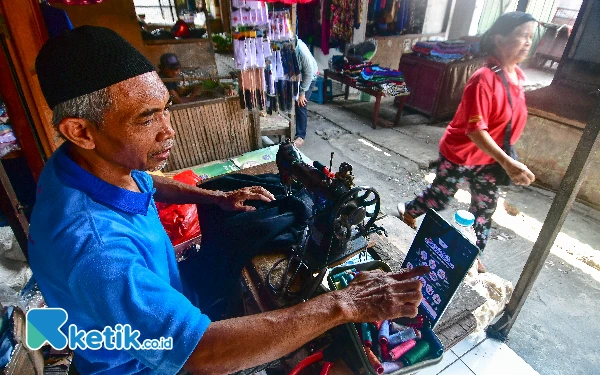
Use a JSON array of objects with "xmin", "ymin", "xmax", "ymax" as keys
[
  {"xmin": 156, "ymin": 170, "xmax": 202, "ymax": 246},
  {"xmin": 172, "ymin": 19, "xmax": 190, "ymax": 38}
]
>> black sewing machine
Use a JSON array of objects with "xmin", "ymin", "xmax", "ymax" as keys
[{"xmin": 269, "ymin": 139, "xmax": 386, "ymax": 299}]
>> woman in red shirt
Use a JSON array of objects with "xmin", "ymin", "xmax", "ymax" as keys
[{"xmin": 398, "ymin": 12, "xmax": 537, "ymax": 265}]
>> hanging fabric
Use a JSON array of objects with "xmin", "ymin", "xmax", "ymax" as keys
[{"xmin": 48, "ymin": 0, "xmax": 103, "ymax": 4}]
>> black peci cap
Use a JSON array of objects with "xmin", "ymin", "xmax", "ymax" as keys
[{"xmin": 36, "ymin": 26, "xmax": 156, "ymax": 109}]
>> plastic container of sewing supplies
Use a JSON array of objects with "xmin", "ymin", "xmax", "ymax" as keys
[{"xmin": 327, "ymin": 260, "xmax": 444, "ymax": 375}]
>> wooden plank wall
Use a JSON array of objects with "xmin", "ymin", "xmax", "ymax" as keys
[{"xmin": 164, "ymin": 97, "xmax": 258, "ymax": 172}]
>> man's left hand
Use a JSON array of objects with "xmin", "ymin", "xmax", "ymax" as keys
[
  {"xmin": 298, "ymin": 94, "xmax": 308, "ymax": 107},
  {"xmin": 217, "ymin": 186, "xmax": 276, "ymax": 211}
]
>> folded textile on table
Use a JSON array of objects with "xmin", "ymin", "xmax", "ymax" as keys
[
  {"xmin": 434, "ymin": 39, "xmax": 469, "ymax": 55},
  {"xmin": 413, "ymin": 46, "xmax": 433, "ymax": 55},
  {"xmin": 361, "ymin": 65, "xmax": 405, "ymax": 80},
  {"xmin": 430, "ymin": 49, "xmax": 465, "ymax": 60},
  {"xmin": 380, "ymin": 82, "xmax": 409, "ymax": 96},
  {"xmin": 356, "ymin": 80, "xmax": 409, "ymax": 96},
  {"xmin": 414, "ymin": 41, "xmax": 437, "ymax": 50}
]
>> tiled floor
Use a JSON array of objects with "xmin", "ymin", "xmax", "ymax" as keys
[{"xmin": 413, "ymin": 332, "xmax": 539, "ymax": 375}]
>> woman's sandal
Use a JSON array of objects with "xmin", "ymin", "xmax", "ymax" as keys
[{"xmin": 397, "ymin": 203, "xmax": 417, "ymax": 230}]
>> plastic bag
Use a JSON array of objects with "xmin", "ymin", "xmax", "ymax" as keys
[{"xmin": 156, "ymin": 170, "xmax": 202, "ymax": 246}]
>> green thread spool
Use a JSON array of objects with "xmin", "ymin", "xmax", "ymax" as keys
[
  {"xmin": 369, "ymin": 323, "xmax": 379, "ymax": 345},
  {"xmin": 361, "ymin": 323, "xmax": 373, "ymax": 346},
  {"xmin": 421, "ymin": 328, "xmax": 443, "ymax": 357},
  {"xmin": 401, "ymin": 340, "xmax": 430, "ymax": 366},
  {"xmin": 339, "ymin": 277, "xmax": 349, "ymax": 289}
]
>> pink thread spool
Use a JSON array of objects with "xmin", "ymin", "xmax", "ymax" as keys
[{"xmin": 389, "ymin": 339, "xmax": 416, "ymax": 361}]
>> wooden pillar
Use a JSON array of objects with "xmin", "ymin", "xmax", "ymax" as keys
[
  {"xmin": 0, "ymin": 163, "xmax": 29, "ymax": 260},
  {"xmin": 0, "ymin": 0, "xmax": 58, "ymax": 159},
  {"xmin": 488, "ymin": 96, "xmax": 600, "ymax": 339}
]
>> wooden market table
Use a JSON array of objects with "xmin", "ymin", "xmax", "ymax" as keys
[{"xmin": 323, "ymin": 69, "xmax": 409, "ymax": 129}]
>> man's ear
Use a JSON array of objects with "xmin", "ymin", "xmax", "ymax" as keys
[{"xmin": 57, "ymin": 118, "xmax": 97, "ymax": 150}]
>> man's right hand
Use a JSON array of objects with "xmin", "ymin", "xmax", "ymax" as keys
[
  {"xmin": 503, "ymin": 159, "xmax": 535, "ymax": 186},
  {"xmin": 334, "ymin": 266, "xmax": 429, "ymax": 323}
]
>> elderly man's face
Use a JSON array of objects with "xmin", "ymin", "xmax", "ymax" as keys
[{"xmin": 92, "ymin": 72, "xmax": 175, "ymax": 172}]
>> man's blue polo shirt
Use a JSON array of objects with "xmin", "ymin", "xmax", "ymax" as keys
[{"xmin": 28, "ymin": 144, "xmax": 210, "ymax": 374}]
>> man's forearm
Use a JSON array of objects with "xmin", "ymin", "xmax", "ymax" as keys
[
  {"xmin": 185, "ymin": 292, "xmax": 346, "ymax": 375},
  {"xmin": 467, "ymin": 130, "xmax": 512, "ymax": 167},
  {"xmin": 151, "ymin": 174, "xmax": 225, "ymax": 205}
]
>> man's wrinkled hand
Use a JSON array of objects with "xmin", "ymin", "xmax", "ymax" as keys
[
  {"xmin": 217, "ymin": 186, "xmax": 275, "ymax": 211},
  {"xmin": 335, "ymin": 266, "xmax": 429, "ymax": 323}
]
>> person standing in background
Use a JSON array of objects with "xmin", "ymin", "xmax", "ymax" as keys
[
  {"xmin": 158, "ymin": 53, "xmax": 201, "ymax": 104},
  {"xmin": 294, "ymin": 37, "xmax": 318, "ymax": 147}
]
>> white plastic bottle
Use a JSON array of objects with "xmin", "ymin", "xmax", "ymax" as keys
[{"xmin": 454, "ymin": 210, "xmax": 477, "ymax": 246}]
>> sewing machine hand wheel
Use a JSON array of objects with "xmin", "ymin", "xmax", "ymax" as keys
[{"xmin": 332, "ymin": 187, "xmax": 380, "ymax": 242}]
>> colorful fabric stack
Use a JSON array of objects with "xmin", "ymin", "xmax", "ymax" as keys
[
  {"xmin": 412, "ymin": 41, "xmax": 437, "ymax": 55},
  {"xmin": 0, "ymin": 104, "xmax": 20, "ymax": 158},
  {"xmin": 430, "ymin": 40, "xmax": 469, "ymax": 61},
  {"xmin": 358, "ymin": 65, "xmax": 409, "ymax": 96}
]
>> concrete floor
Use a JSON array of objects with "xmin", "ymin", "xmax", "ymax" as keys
[{"xmin": 294, "ymin": 91, "xmax": 600, "ymax": 375}]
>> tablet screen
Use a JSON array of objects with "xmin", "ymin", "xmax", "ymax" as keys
[{"xmin": 401, "ymin": 210, "xmax": 480, "ymax": 326}]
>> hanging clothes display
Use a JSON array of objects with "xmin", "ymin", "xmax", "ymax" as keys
[
  {"xmin": 231, "ymin": 0, "xmax": 270, "ymax": 109},
  {"xmin": 231, "ymin": 2, "xmax": 299, "ymax": 114},
  {"xmin": 330, "ymin": 0, "xmax": 361, "ymax": 47},
  {"xmin": 321, "ymin": 0, "xmax": 332, "ymax": 54}
]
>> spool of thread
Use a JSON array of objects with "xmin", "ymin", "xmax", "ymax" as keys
[
  {"xmin": 332, "ymin": 269, "xmax": 356, "ymax": 282},
  {"xmin": 401, "ymin": 340, "xmax": 430, "ymax": 367},
  {"xmin": 374, "ymin": 320, "xmax": 384, "ymax": 330},
  {"xmin": 414, "ymin": 328, "xmax": 422, "ymax": 340},
  {"xmin": 361, "ymin": 323, "xmax": 373, "ymax": 347},
  {"xmin": 339, "ymin": 276, "xmax": 349, "ymax": 289},
  {"xmin": 381, "ymin": 342, "xmax": 390, "ymax": 361},
  {"xmin": 382, "ymin": 361, "xmax": 404, "ymax": 374},
  {"xmin": 388, "ymin": 327, "xmax": 417, "ymax": 346},
  {"xmin": 397, "ymin": 316, "xmax": 424, "ymax": 329},
  {"xmin": 372, "ymin": 341, "xmax": 383, "ymax": 361},
  {"xmin": 421, "ymin": 328, "xmax": 444, "ymax": 357},
  {"xmin": 389, "ymin": 322, "xmax": 408, "ymax": 334},
  {"xmin": 369, "ymin": 323, "xmax": 379, "ymax": 345},
  {"xmin": 364, "ymin": 346, "xmax": 384, "ymax": 374},
  {"xmin": 378, "ymin": 320, "xmax": 390, "ymax": 344},
  {"xmin": 346, "ymin": 273, "xmax": 355, "ymax": 283},
  {"xmin": 389, "ymin": 339, "xmax": 416, "ymax": 361}
]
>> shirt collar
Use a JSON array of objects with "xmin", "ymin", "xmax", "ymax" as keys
[
  {"xmin": 53, "ymin": 143, "xmax": 153, "ymax": 215},
  {"xmin": 487, "ymin": 56, "xmax": 526, "ymax": 85}
]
